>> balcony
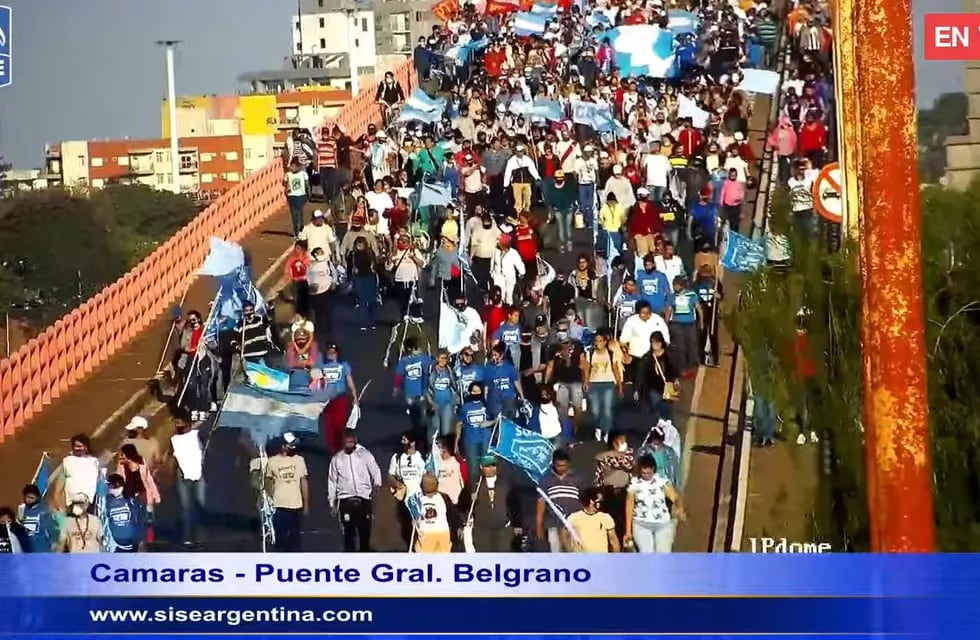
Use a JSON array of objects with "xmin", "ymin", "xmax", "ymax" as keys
[
  {"xmin": 128, "ymin": 158, "xmax": 155, "ymax": 176},
  {"xmin": 277, "ymin": 115, "xmax": 301, "ymax": 129},
  {"xmin": 178, "ymin": 161, "xmax": 199, "ymax": 174}
]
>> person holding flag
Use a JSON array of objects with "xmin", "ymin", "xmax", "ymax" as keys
[
  {"xmin": 393, "ymin": 337, "xmax": 435, "ymax": 447},
  {"xmin": 411, "ymin": 473, "xmax": 461, "ymax": 553},
  {"xmin": 467, "ymin": 455, "xmax": 521, "ymax": 552},
  {"xmin": 104, "ymin": 473, "xmax": 147, "ymax": 553},
  {"xmin": 427, "ymin": 350, "xmax": 462, "ymax": 445},
  {"xmin": 427, "ymin": 436, "xmax": 465, "ymax": 506},
  {"xmin": 17, "ymin": 484, "xmax": 58, "ymax": 552},
  {"xmin": 454, "ymin": 381, "xmax": 497, "ymax": 488}
]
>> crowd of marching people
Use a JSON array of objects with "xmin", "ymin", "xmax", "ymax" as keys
[{"xmin": 0, "ymin": 0, "xmax": 833, "ymax": 554}]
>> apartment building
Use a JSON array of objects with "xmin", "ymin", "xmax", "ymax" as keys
[{"xmin": 45, "ymin": 135, "xmax": 247, "ymax": 195}]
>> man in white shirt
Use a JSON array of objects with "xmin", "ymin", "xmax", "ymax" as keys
[
  {"xmin": 575, "ymin": 144, "xmax": 600, "ymax": 229},
  {"xmin": 460, "ymin": 154, "xmax": 487, "ymax": 213},
  {"xmin": 170, "ymin": 415, "xmax": 205, "ymax": 547},
  {"xmin": 787, "ymin": 160, "xmax": 817, "ymax": 234},
  {"xmin": 265, "ymin": 433, "xmax": 309, "ymax": 552},
  {"xmin": 63, "ymin": 434, "xmax": 100, "ymax": 510},
  {"xmin": 620, "ymin": 301, "xmax": 671, "ymax": 358},
  {"xmin": 298, "ymin": 210, "xmax": 340, "ymax": 261},
  {"xmin": 490, "ymin": 234, "xmax": 526, "ymax": 305},
  {"xmin": 388, "ymin": 431, "xmax": 426, "ymax": 499},
  {"xmin": 642, "ymin": 141, "xmax": 672, "ymax": 203},
  {"xmin": 654, "ymin": 241, "xmax": 686, "ymax": 287}
]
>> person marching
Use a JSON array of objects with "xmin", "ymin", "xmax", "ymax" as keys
[{"xmin": 318, "ymin": 343, "xmax": 360, "ymax": 456}]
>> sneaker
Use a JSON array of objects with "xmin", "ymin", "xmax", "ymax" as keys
[
  {"xmin": 796, "ymin": 433, "xmax": 806, "ymax": 446},
  {"xmin": 809, "ymin": 430, "xmax": 819, "ymax": 443},
  {"xmin": 594, "ymin": 428, "xmax": 602, "ymax": 442},
  {"xmin": 360, "ymin": 326, "xmax": 368, "ymax": 331}
]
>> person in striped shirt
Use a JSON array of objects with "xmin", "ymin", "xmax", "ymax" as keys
[{"xmin": 317, "ymin": 125, "xmax": 340, "ymax": 203}]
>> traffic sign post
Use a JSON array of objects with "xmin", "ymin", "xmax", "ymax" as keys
[{"xmin": 811, "ymin": 162, "xmax": 843, "ymax": 223}]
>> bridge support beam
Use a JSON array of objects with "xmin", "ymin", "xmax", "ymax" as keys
[{"xmin": 838, "ymin": 0, "xmax": 935, "ymax": 550}]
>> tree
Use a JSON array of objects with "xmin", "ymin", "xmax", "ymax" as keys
[
  {"xmin": 731, "ymin": 182, "xmax": 980, "ymax": 551},
  {"xmin": 0, "ymin": 185, "xmax": 198, "ymax": 328}
]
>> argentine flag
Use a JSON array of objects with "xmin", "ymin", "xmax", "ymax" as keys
[
  {"xmin": 244, "ymin": 360, "xmax": 291, "ymax": 393},
  {"xmin": 607, "ymin": 25, "xmax": 676, "ymax": 78},
  {"xmin": 512, "ymin": 10, "xmax": 549, "ymax": 36},
  {"xmin": 667, "ymin": 9, "xmax": 699, "ymax": 35}
]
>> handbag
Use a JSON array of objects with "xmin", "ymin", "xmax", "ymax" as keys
[
  {"xmin": 654, "ymin": 354, "xmax": 680, "ymax": 401},
  {"xmin": 574, "ymin": 211, "xmax": 585, "ymax": 229}
]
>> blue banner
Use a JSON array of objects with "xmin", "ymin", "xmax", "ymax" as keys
[
  {"xmin": 721, "ymin": 229, "xmax": 767, "ymax": 273},
  {"xmin": 0, "ymin": 595, "xmax": 954, "ymax": 634},
  {"xmin": 489, "ymin": 417, "xmax": 554, "ymax": 483},
  {"xmin": 0, "ymin": 5, "xmax": 10, "ymax": 88}
]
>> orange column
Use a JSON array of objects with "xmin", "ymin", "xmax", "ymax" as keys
[{"xmin": 846, "ymin": 0, "xmax": 935, "ymax": 550}]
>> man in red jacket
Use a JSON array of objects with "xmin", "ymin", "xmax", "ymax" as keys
[
  {"xmin": 627, "ymin": 187, "xmax": 663, "ymax": 258},
  {"xmin": 676, "ymin": 118, "xmax": 703, "ymax": 157},
  {"xmin": 797, "ymin": 113, "xmax": 828, "ymax": 169}
]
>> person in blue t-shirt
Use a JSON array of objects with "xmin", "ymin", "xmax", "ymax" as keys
[
  {"xmin": 394, "ymin": 337, "xmax": 434, "ymax": 447},
  {"xmin": 455, "ymin": 347, "xmax": 485, "ymax": 395},
  {"xmin": 670, "ymin": 276, "xmax": 702, "ymax": 376},
  {"xmin": 454, "ymin": 382, "xmax": 496, "ymax": 488},
  {"xmin": 105, "ymin": 473, "xmax": 146, "ymax": 552},
  {"xmin": 427, "ymin": 349, "xmax": 461, "ymax": 446},
  {"xmin": 17, "ymin": 484, "xmax": 58, "ymax": 552},
  {"xmin": 493, "ymin": 306, "xmax": 523, "ymax": 365},
  {"xmin": 318, "ymin": 344, "xmax": 360, "ymax": 455},
  {"xmin": 634, "ymin": 254, "xmax": 674, "ymax": 317},
  {"xmin": 688, "ymin": 187, "xmax": 718, "ymax": 249},
  {"xmin": 483, "ymin": 343, "xmax": 524, "ymax": 419}
]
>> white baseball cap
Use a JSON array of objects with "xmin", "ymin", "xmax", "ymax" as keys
[
  {"xmin": 637, "ymin": 187, "xmax": 650, "ymax": 196},
  {"xmin": 312, "ymin": 209, "xmax": 325, "ymax": 219},
  {"xmin": 283, "ymin": 432, "xmax": 298, "ymax": 446},
  {"xmin": 125, "ymin": 416, "xmax": 149, "ymax": 431}
]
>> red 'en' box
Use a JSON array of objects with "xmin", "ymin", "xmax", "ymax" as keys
[{"xmin": 924, "ymin": 13, "xmax": 980, "ymax": 60}]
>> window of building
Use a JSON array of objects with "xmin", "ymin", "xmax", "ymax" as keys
[
  {"xmin": 319, "ymin": 17, "xmax": 325, "ymax": 28},
  {"xmin": 296, "ymin": 42, "xmax": 302, "ymax": 52},
  {"xmin": 166, "ymin": 173, "xmax": 173, "ymax": 184},
  {"xmin": 200, "ymin": 152, "xmax": 214, "ymax": 162},
  {"xmin": 389, "ymin": 13, "xmax": 409, "ymax": 32},
  {"xmin": 244, "ymin": 148, "xmax": 253, "ymax": 160},
  {"xmin": 392, "ymin": 33, "xmax": 411, "ymax": 52},
  {"xmin": 318, "ymin": 0, "xmax": 324, "ymax": 6},
  {"xmin": 224, "ymin": 151, "xmax": 239, "ymax": 161},
  {"xmin": 416, "ymin": 11, "xmax": 423, "ymax": 21},
  {"xmin": 117, "ymin": 156, "xmax": 129, "ymax": 166},
  {"xmin": 295, "ymin": 20, "xmax": 300, "ymax": 29},
  {"xmin": 91, "ymin": 178, "xmax": 105, "ymax": 188},
  {"xmin": 91, "ymin": 157, "xmax": 104, "ymax": 167},
  {"xmin": 320, "ymin": 37, "xmax": 326, "ymax": 49},
  {"xmin": 156, "ymin": 174, "xmax": 165, "ymax": 185},
  {"xmin": 361, "ymin": 18, "xmax": 368, "ymax": 32},
  {"xmin": 226, "ymin": 172, "xmax": 241, "ymax": 182},
  {"xmin": 77, "ymin": 155, "xmax": 86, "ymax": 167},
  {"xmin": 179, "ymin": 153, "xmax": 196, "ymax": 171},
  {"xmin": 155, "ymin": 151, "xmax": 165, "ymax": 163},
  {"xmin": 201, "ymin": 173, "xmax": 214, "ymax": 184},
  {"xmin": 358, "ymin": 66, "xmax": 375, "ymax": 77}
]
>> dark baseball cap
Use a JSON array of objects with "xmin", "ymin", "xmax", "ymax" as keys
[{"xmin": 534, "ymin": 314, "xmax": 548, "ymax": 327}]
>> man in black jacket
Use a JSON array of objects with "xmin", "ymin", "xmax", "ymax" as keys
[
  {"xmin": 467, "ymin": 456, "xmax": 521, "ymax": 552},
  {"xmin": 0, "ymin": 506, "xmax": 32, "ymax": 553}
]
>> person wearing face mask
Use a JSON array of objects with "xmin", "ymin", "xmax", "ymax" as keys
[
  {"xmin": 235, "ymin": 301, "xmax": 275, "ymax": 365},
  {"xmin": 718, "ymin": 167, "xmax": 745, "ymax": 232},
  {"xmin": 394, "ymin": 337, "xmax": 435, "ymax": 448},
  {"xmin": 265, "ymin": 433, "xmax": 309, "ymax": 552},
  {"xmin": 104, "ymin": 473, "xmax": 146, "ymax": 553},
  {"xmin": 0, "ymin": 506, "xmax": 31, "ymax": 553},
  {"xmin": 173, "ymin": 310, "xmax": 205, "ymax": 389},
  {"xmin": 62, "ymin": 434, "xmax": 101, "ymax": 514},
  {"xmin": 624, "ymin": 454, "xmax": 686, "ymax": 553},
  {"xmin": 465, "ymin": 208, "xmax": 500, "ymax": 292},
  {"xmin": 594, "ymin": 430, "xmax": 635, "ymax": 540},
  {"xmin": 466, "ymin": 455, "xmax": 521, "ymax": 552},
  {"xmin": 503, "ymin": 144, "xmax": 541, "ymax": 214},
  {"xmin": 490, "ymin": 234, "xmax": 526, "ymax": 306},
  {"xmin": 169, "ymin": 413, "xmax": 205, "ymax": 547},
  {"xmin": 305, "ymin": 246, "xmax": 335, "ymax": 347},
  {"xmin": 484, "ymin": 343, "xmax": 524, "ymax": 420},
  {"xmin": 57, "ymin": 494, "xmax": 102, "ymax": 553},
  {"xmin": 318, "ymin": 344, "xmax": 360, "ymax": 455},
  {"xmin": 545, "ymin": 325, "xmax": 586, "ymax": 423},
  {"xmin": 454, "ymin": 382, "xmax": 496, "ymax": 487},
  {"xmin": 17, "ymin": 484, "xmax": 57, "ymax": 552},
  {"xmin": 328, "ymin": 429, "xmax": 383, "ymax": 553},
  {"xmin": 562, "ymin": 486, "xmax": 619, "ymax": 553},
  {"xmin": 518, "ymin": 321, "xmax": 550, "ymax": 401},
  {"xmin": 546, "ymin": 170, "xmax": 578, "ymax": 254}
]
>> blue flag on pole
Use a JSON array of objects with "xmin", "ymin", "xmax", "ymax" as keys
[
  {"xmin": 33, "ymin": 454, "xmax": 51, "ymax": 497},
  {"xmin": 489, "ymin": 417, "xmax": 555, "ymax": 484},
  {"xmin": 405, "ymin": 491, "xmax": 424, "ymax": 521},
  {"xmin": 720, "ymin": 230, "xmax": 767, "ymax": 273}
]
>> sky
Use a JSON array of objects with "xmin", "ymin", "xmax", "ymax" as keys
[{"xmin": 0, "ymin": 0, "xmax": 968, "ymax": 167}]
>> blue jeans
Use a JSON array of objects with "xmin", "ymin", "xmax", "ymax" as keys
[
  {"xmin": 175, "ymin": 474, "xmax": 206, "ymax": 543},
  {"xmin": 286, "ymin": 195, "xmax": 306, "ymax": 236},
  {"xmin": 489, "ymin": 395, "xmax": 518, "ymax": 420},
  {"xmin": 406, "ymin": 396, "xmax": 429, "ymax": 445},
  {"xmin": 650, "ymin": 186, "xmax": 666, "ymax": 204},
  {"xmin": 753, "ymin": 395, "xmax": 777, "ymax": 444},
  {"xmin": 577, "ymin": 183, "xmax": 596, "ymax": 228},
  {"xmin": 429, "ymin": 402, "xmax": 456, "ymax": 441},
  {"xmin": 587, "ymin": 382, "xmax": 617, "ymax": 435},
  {"xmin": 462, "ymin": 429, "xmax": 491, "ymax": 487},
  {"xmin": 598, "ymin": 229, "xmax": 623, "ymax": 258},
  {"xmin": 554, "ymin": 209, "xmax": 573, "ymax": 245},
  {"xmin": 354, "ymin": 275, "xmax": 378, "ymax": 328},
  {"xmin": 647, "ymin": 393, "xmax": 673, "ymax": 422},
  {"xmin": 632, "ymin": 519, "xmax": 675, "ymax": 552}
]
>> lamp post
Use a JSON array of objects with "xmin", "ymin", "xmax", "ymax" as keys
[{"xmin": 157, "ymin": 40, "xmax": 182, "ymax": 195}]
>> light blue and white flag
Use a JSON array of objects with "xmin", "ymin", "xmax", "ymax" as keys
[
  {"xmin": 667, "ymin": 9, "xmax": 699, "ymax": 35},
  {"xmin": 529, "ymin": 0, "xmax": 557, "ymax": 16},
  {"xmin": 512, "ymin": 10, "xmax": 549, "ymax": 36},
  {"xmin": 418, "ymin": 182, "xmax": 453, "ymax": 209},
  {"xmin": 405, "ymin": 490, "xmax": 424, "ymax": 521},
  {"xmin": 738, "ymin": 68, "xmax": 781, "ymax": 95},
  {"xmin": 199, "ymin": 237, "xmax": 245, "ymax": 277},
  {"xmin": 508, "ymin": 97, "xmax": 563, "ymax": 121},
  {"xmin": 244, "ymin": 360, "xmax": 291, "ymax": 393},
  {"xmin": 721, "ymin": 230, "xmax": 767, "ymax": 273},
  {"xmin": 489, "ymin": 417, "xmax": 555, "ymax": 484},
  {"xmin": 677, "ymin": 94, "xmax": 710, "ymax": 128},
  {"xmin": 404, "ymin": 89, "xmax": 446, "ymax": 114},
  {"xmin": 32, "ymin": 453, "xmax": 52, "ymax": 497},
  {"xmin": 217, "ymin": 383, "xmax": 328, "ymax": 445},
  {"xmin": 607, "ymin": 25, "xmax": 676, "ymax": 78}
]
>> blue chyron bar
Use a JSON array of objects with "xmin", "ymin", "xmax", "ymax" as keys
[{"xmin": 0, "ymin": 595, "xmax": 966, "ymax": 635}]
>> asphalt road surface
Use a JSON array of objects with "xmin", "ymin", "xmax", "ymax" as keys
[{"xmin": 149, "ymin": 225, "xmax": 695, "ymax": 552}]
